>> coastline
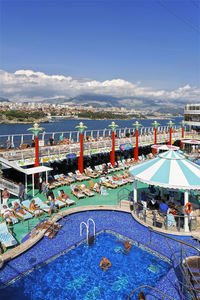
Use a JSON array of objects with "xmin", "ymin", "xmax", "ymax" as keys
[{"xmin": 0, "ymin": 116, "xmax": 182, "ymax": 125}]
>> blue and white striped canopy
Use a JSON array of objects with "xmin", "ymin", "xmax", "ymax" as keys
[{"xmin": 129, "ymin": 150, "xmax": 200, "ymax": 190}]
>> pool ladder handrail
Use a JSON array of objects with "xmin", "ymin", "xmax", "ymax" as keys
[
  {"xmin": 80, "ymin": 218, "xmax": 95, "ymax": 243},
  {"xmin": 127, "ymin": 284, "xmax": 174, "ymax": 300}
]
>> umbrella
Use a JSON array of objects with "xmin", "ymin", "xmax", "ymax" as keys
[
  {"xmin": 151, "ymin": 144, "xmax": 179, "ymax": 151},
  {"xmin": 181, "ymin": 139, "xmax": 200, "ymax": 145},
  {"xmin": 129, "ymin": 150, "xmax": 200, "ymax": 190}
]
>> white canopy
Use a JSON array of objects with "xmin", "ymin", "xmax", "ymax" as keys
[{"xmin": 129, "ymin": 150, "xmax": 200, "ymax": 190}]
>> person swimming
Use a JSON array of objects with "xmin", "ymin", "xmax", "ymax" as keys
[
  {"xmin": 117, "ymin": 240, "xmax": 132, "ymax": 252},
  {"xmin": 100, "ymin": 257, "xmax": 112, "ymax": 271}
]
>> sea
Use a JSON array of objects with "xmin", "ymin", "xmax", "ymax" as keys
[{"xmin": 0, "ymin": 117, "xmax": 183, "ymax": 136}]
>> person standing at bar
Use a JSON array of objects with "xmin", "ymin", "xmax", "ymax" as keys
[{"xmin": 38, "ymin": 175, "xmax": 43, "ymax": 194}]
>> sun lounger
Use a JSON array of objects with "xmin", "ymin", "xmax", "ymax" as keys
[
  {"xmin": 47, "ymin": 196, "xmax": 66, "ymax": 209},
  {"xmin": 89, "ymin": 180, "xmax": 95, "ymax": 191},
  {"xmin": 22, "ymin": 200, "xmax": 44, "ymax": 217},
  {"xmin": 70, "ymin": 185, "xmax": 85, "ymax": 199},
  {"xmin": 117, "ymin": 161, "xmax": 125, "ymax": 170},
  {"xmin": 0, "ymin": 204, "xmax": 18, "ymax": 225},
  {"xmin": 100, "ymin": 177, "xmax": 118, "ymax": 189},
  {"xmin": 79, "ymin": 184, "xmax": 95, "ymax": 197},
  {"xmin": 11, "ymin": 200, "xmax": 32, "ymax": 221},
  {"xmin": 107, "ymin": 163, "xmax": 115, "ymax": 173},
  {"xmin": 75, "ymin": 170, "xmax": 89, "ymax": 181},
  {"xmin": 0, "ymin": 222, "xmax": 17, "ymax": 251},
  {"xmin": 108, "ymin": 176, "xmax": 125, "ymax": 187},
  {"xmin": 114, "ymin": 173, "xmax": 129, "ymax": 184},
  {"xmin": 85, "ymin": 168, "xmax": 99, "ymax": 178},
  {"xmin": 57, "ymin": 191, "xmax": 76, "ymax": 207},
  {"xmin": 33, "ymin": 197, "xmax": 51, "ymax": 213}
]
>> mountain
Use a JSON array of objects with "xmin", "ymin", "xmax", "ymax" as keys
[{"xmin": 0, "ymin": 97, "xmax": 10, "ymax": 102}]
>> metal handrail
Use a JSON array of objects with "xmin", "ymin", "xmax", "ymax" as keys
[
  {"xmin": 148, "ymin": 227, "xmax": 200, "ymax": 299},
  {"xmin": 127, "ymin": 284, "xmax": 174, "ymax": 299},
  {"xmin": 148, "ymin": 227, "xmax": 200, "ymax": 254}
]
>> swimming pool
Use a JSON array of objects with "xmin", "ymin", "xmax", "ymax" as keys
[{"xmin": 1, "ymin": 231, "xmax": 171, "ymax": 300}]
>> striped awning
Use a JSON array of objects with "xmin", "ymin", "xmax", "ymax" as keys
[{"xmin": 129, "ymin": 150, "xmax": 200, "ymax": 190}]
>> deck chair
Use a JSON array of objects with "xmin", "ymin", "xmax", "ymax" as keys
[
  {"xmin": 22, "ymin": 200, "xmax": 44, "ymax": 217},
  {"xmin": 11, "ymin": 200, "xmax": 32, "ymax": 221},
  {"xmin": 57, "ymin": 191, "xmax": 76, "ymax": 207},
  {"xmin": 108, "ymin": 176, "xmax": 125, "ymax": 187},
  {"xmin": 107, "ymin": 163, "xmax": 115, "ymax": 173},
  {"xmin": 117, "ymin": 161, "xmax": 125, "ymax": 170},
  {"xmin": 89, "ymin": 180, "xmax": 95, "ymax": 191},
  {"xmin": 79, "ymin": 184, "xmax": 95, "ymax": 197},
  {"xmin": 0, "ymin": 204, "xmax": 18, "ymax": 225},
  {"xmin": 33, "ymin": 197, "xmax": 51, "ymax": 213},
  {"xmin": 70, "ymin": 185, "xmax": 85, "ymax": 199},
  {"xmin": 100, "ymin": 177, "xmax": 117, "ymax": 189},
  {"xmin": 114, "ymin": 173, "xmax": 129, "ymax": 184},
  {"xmin": 75, "ymin": 170, "xmax": 89, "ymax": 181},
  {"xmin": 85, "ymin": 168, "xmax": 98, "ymax": 179},
  {"xmin": 47, "ymin": 196, "xmax": 66, "ymax": 209},
  {"xmin": 0, "ymin": 222, "xmax": 17, "ymax": 251}
]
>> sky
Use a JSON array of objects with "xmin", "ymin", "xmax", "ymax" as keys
[{"xmin": 0, "ymin": 0, "xmax": 200, "ymax": 102}]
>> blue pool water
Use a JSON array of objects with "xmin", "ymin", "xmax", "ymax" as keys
[{"xmin": 1, "ymin": 231, "xmax": 170, "ymax": 300}]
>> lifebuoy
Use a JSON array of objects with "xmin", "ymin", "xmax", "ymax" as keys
[{"xmin": 185, "ymin": 202, "xmax": 192, "ymax": 215}]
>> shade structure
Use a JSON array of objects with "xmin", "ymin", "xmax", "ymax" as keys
[
  {"xmin": 182, "ymin": 139, "xmax": 200, "ymax": 145},
  {"xmin": 129, "ymin": 150, "xmax": 200, "ymax": 190},
  {"xmin": 151, "ymin": 144, "xmax": 179, "ymax": 151}
]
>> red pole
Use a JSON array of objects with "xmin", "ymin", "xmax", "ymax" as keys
[
  {"xmin": 79, "ymin": 133, "xmax": 84, "ymax": 173},
  {"xmin": 168, "ymin": 127, "xmax": 172, "ymax": 145},
  {"xmin": 134, "ymin": 129, "xmax": 138, "ymax": 161},
  {"xmin": 34, "ymin": 136, "xmax": 39, "ymax": 167},
  {"xmin": 182, "ymin": 126, "xmax": 184, "ymax": 138},
  {"xmin": 111, "ymin": 131, "xmax": 115, "ymax": 166},
  {"xmin": 153, "ymin": 128, "xmax": 157, "ymax": 155}
]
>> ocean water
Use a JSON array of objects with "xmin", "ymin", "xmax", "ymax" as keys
[
  {"xmin": 0, "ymin": 232, "xmax": 171, "ymax": 300},
  {"xmin": 0, "ymin": 117, "xmax": 182, "ymax": 136}
]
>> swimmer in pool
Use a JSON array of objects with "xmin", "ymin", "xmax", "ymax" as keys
[
  {"xmin": 117, "ymin": 240, "xmax": 131, "ymax": 252},
  {"xmin": 100, "ymin": 257, "xmax": 112, "ymax": 271}
]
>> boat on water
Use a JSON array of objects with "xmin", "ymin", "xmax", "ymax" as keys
[{"xmin": 0, "ymin": 120, "xmax": 200, "ymax": 299}]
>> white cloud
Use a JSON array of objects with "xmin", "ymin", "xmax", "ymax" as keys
[{"xmin": 0, "ymin": 69, "xmax": 199, "ymax": 103}]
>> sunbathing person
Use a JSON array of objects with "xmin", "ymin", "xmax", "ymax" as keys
[
  {"xmin": 2, "ymin": 205, "xmax": 18, "ymax": 223},
  {"xmin": 13, "ymin": 201, "xmax": 26, "ymax": 215},
  {"xmin": 94, "ymin": 182, "xmax": 101, "ymax": 195},
  {"xmin": 100, "ymin": 257, "xmax": 112, "ymax": 271},
  {"xmin": 118, "ymin": 240, "xmax": 132, "ymax": 252},
  {"xmin": 48, "ymin": 194, "xmax": 57, "ymax": 216},
  {"xmin": 29, "ymin": 200, "xmax": 40, "ymax": 211},
  {"xmin": 60, "ymin": 190, "xmax": 70, "ymax": 199}
]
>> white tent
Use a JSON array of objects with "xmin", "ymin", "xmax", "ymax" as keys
[{"xmin": 129, "ymin": 150, "xmax": 200, "ymax": 232}]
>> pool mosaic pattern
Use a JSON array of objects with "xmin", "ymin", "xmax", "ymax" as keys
[{"xmin": 0, "ymin": 211, "xmax": 198, "ymax": 299}]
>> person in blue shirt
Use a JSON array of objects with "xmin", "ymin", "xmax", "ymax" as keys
[{"xmin": 159, "ymin": 200, "xmax": 169, "ymax": 214}]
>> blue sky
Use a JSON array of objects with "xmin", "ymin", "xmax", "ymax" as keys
[{"xmin": 0, "ymin": 0, "xmax": 199, "ymax": 101}]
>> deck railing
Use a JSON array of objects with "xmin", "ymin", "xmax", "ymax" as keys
[
  {"xmin": 0, "ymin": 125, "xmax": 186, "ymax": 149},
  {"xmin": 0, "ymin": 176, "xmax": 19, "ymax": 196}
]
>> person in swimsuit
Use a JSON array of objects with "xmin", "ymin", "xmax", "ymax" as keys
[
  {"xmin": 2, "ymin": 188, "xmax": 10, "ymax": 206},
  {"xmin": 13, "ymin": 201, "xmax": 26, "ymax": 215},
  {"xmin": 2, "ymin": 205, "xmax": 17, "ymax": 223},
  {"xmin": 118, "ymin": 240, "xmax": 132, "ymax": 252},
  {"xmin": 100, "ymin": 257, "xmax": 112, "ymax": 271},
  {"xmin": 29, "ymin": 200, "xmax": 40, "ymax": 211},
  {"xmin": 48, "ymin": 194, "xmax": 57, "ymax": 216},
  {"xmin": 60, "ymin": 190, "xmax": 70, "ymax": 200}
]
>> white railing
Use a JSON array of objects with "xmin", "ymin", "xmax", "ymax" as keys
[{"xmin": 0, "ymin": 177, "xmax": 19, "ymax": 197}]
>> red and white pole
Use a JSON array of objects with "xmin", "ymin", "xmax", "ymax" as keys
[
  {"xmin": 79, "ymin": 132, "xmax": 84, "ymax": 173},
  {"xmin": 134, "ymin": 129, "xmax": 139, "ymax": 161},
  {"xmin": 111, "ymin": 131, "xmax": 115, "ymax": 166}
]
